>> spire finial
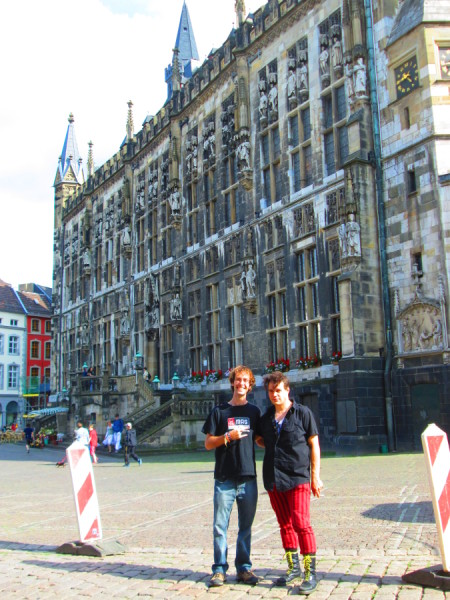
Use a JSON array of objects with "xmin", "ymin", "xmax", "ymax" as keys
[
  {"xmin": 68, "ymin": 112, "xmax": 74, "ymax": 124},
  {"xmin": 235, "ymin": 0, "xmax": 246, "ymax": 26},
  {"xmin": 87, "ymin": 141, "xmax": 94, "ymax": 177},
  {"xmin": 126, "ymin": 100, "xmax": 134, "ymax": 142}
]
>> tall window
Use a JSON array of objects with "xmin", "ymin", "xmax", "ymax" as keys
[
  {"xmin": 227, "ymin": 278, "xmax": 243, "ymax": 368},
  {"xmin": 9, "ymin": 336, "xmax": 19, "ymax": 355},
  {"xmin": 45, "ymin": 341, "xmax": 51, "ymax": 360},
  {"xmin": 206, "ymin": 284, "xmax": 221, "ymax": 370},
  {"xmin": 45, "ymin": 320, "xmax": 51, "ymax": 333},
  {"xmin": 295, "ymin": 246, "xmax": 321, "ymax": 360},
  {"xmin": 188, "ymin": 290, "xmax": 202, "ymax": 372},
  {"xmin": 222, "ymin": 155, "xmax": 238, "ymax": 227},
  {"xmin": 31, "ymin": 341, "xmax": 40, "ymax": 359},
  {"xmin": 31, "ymin": 319, "xmax": 40, "ymax": 333},
  {"xmin": 266, "ymin": 261, "xmax": 289, "ymax": 362},
  {"xmin": 0, "ymin": 364, "xmax": 3, "ymax": 389},
  {"xmin": 322, "ymin": 85, "xmax": 348, "ymax": 176},
  {"xmin": 8, "ymin": 365, "xmax": 19, "ymax": 389},
  {"xmin": 290, "ymin": 107, "xmax": 312, "ymax": 192},
  {"xmin": 0, "ymin": 334, "xmax": 3, "ymax": 354},
  {"xmin": 261, "ymin": 126, "xmax": 281, "ymax": 205}
]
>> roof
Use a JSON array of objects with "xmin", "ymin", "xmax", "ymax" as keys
[
  {"xmin": 18, "ymin": 291, "xmax": 52, "ymax": 318},
  {"xmin": 388, "ymin": 0, "xmax": 450, "ymax": 46},
  {"xmin": 54, "ymin": 113, "xmax": 85, "ymax": 186},
  {"xmin": 175, "ymin": 2, "xmax": 199, "ymax": 65},
  {"xmin": 0, "ymin": 282, "xmax": 26, "ymax": 315}
]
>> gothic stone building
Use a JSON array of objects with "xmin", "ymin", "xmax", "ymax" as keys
[{"xmin": 51, "ymin": 0, "xmax": 450, "ymax": 451}]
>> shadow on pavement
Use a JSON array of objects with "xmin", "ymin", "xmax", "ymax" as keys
[
  {"xmin": 362, "ymin": 501, "xmax": 434, "ymax": 523},
  {"xmin": 0, "ymin": 540, "xmax": 56, "ymax": 552}
]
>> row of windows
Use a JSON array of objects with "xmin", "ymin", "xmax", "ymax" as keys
[
  {"xmin": 31, "ymin": 319, "xmax": 52, "ymax": 334},
  {"xmin": 0, "ymin": 335, "xmax": 51, "ymax": 359},
  {"xmin": 0, "ymin": 364, "xmax": 20, "ymax": 390}
]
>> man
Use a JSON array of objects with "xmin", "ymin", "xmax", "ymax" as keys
[
  {"xmin": 202, "ymin": 365, "xmax": 261, "ymax": 587},
  {"xmin": 256, "ymin": 371, "xmax": 323, "ymax": 595},
  {"xmin": 23, "ymin": 423, "xmax": 34, "ymax": 453},
  {"xmin": 112, "ymin": 413, "xmax": 124, "ymax": 453},
  {"xmin": 75, "ymin": 421, "xmax": 90, "ymax": 448},
  {"xmin": 123, "ymin": 422, "xmax": 142, "ymax": 468}
]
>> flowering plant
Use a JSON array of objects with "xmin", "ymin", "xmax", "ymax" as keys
[
  {"xmin": 264, "ymin": 358, "xmax": 290, "ymax": 373},
  {"xmin": 188, "ymin": 371, "xmax": 204, "ymax": 383},
  {"xmin": 295, "ymin": 355, "xmax": 321, "ymax": 369},
  {"xmin": 205, "ymin": 369, "xmax": 223, "ymax": 383},
  {"xmin": 332, "ymin": 350, "xmax": 342, "ymax": 362}
]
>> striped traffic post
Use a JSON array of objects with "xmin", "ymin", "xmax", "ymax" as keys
[
  {"xmin": 66, "ymin": 441, "xmax": 102, "ymax": 543},
  {"xmin": 402, "ymin": 423, "xmax": 450, "ymax": 589},
  {"xmin": 422, "ymin": 423, "xmax": 450, "ymax": 572}
]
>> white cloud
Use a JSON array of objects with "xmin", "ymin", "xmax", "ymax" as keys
[{"xmin": 0, "ymin": 0, "xmax": 263, "ymax": 290}]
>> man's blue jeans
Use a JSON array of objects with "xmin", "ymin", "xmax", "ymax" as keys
[{"xmin": 212, "ymin": 478, "xmax": 258, "ymax": 574}]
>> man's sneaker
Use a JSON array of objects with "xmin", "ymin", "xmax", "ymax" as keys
[
  {"xmin": 237, "ymin": 570, "xmax": 259, "ymax": 585},
  {"xmin": 209, "ymin": 572, "xmax": 226, "ymax": 587},
  {"xmin": 138, "ymin": 458, "xmax": 142, "ymax": 465},
  {"xmin": 123, "ymin": 463, "xmax": 130, "ymax": 468}
]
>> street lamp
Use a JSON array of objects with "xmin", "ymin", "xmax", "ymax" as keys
[
  {"xmin": 152, "ymin": 375, "xmax": 160, "ymax": 391},
  {"xmin": 172, "ymin": 372, "xmax": 180, "ymax": 388}
]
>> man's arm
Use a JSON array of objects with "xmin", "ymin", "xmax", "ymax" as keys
[
  {"xmin": 308, "ymin": 435, "xmax": 323, "ymax": 498},
  {"xmin": 205, "ymin": 429, "xmax": 248, "ymax": 451}
]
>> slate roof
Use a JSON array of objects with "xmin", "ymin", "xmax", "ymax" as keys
[
  {"xmin": 0, "ymin": 282, "xmax": 25, "ymax": 315},
  {"xmin": 175, "ymin": 2, "xmax": 199, "ymax": 65},
  {"xmin": 18, "ymin": 291, "xmax": 51, "ymax": 318},
  {"xmin": 388, "ymin": 0, "xmax": 450, "ymax": 46},
  {"xmin": 55, "ymin": 113, "xmax": 85, "ymax": 185}
]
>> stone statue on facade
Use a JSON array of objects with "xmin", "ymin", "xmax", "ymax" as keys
[
  {"xmin": 169, "ymin": 187, "xmax": 181, "ymax": 215},
  {"xmin": 237, "ymin": 140, "xmax": 251, "ymax": 171},
  {"xmin": 170, "ymin": 293, "xmax": 182, "ymax": 320},
  {"xmin": 258, "ymin": 80, "xmax": 268, "ymax": 123},
  {"xmin": 268, "ymin": 73, "xmax": 278, "ymax": 119},
  {"xmin": 122, "ymin": 225, "xmax": 131, "ymax": 250},
  {"xmin": 354, "ymin": 57, "xmax": 367, "ymax": 97},
  {"xmin": 331, "ymin": 27, "xmax": 343, "ymax": 75}
]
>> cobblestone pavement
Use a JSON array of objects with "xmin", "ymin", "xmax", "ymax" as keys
[{"xmin": 0, "ymin": 442, "xmax": 448, "ymax": 599}]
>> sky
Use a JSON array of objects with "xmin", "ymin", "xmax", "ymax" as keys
[{"xmin": 0, "ymin": 0, "xmax": 263, "ymax": 291}]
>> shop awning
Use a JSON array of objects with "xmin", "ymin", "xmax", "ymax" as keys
[{"xmin": 23, "ymin": 407, "xmax": 69, "ymax": 419}]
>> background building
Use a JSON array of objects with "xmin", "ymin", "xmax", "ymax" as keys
[{"xmin": 51, "ymin": 0, "xmax": 450, "ymax": 451}]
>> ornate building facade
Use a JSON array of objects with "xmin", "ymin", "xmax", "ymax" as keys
[{"xmin": 51, "ymin": 0, "xmax": 450, "ymax": 451}]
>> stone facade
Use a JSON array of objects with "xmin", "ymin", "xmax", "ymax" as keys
[{"xmin": 51, "ymin": 0, "xmax": 450, "ymax": 451}]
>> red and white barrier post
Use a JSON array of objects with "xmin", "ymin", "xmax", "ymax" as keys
[
  {"xmin": 422, "ymin": 423, "xmax": 450, "ymax": 572},
  {"xmin": 66, "ymin": 441, "xmax": 102, "ymax": 543}
]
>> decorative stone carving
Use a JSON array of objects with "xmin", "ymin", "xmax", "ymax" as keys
[
  {"xmin": 287, "ymin": 58, "xmax": 297, "ymax": 110},
  {"xmin": 82, "ymin": 249, "xmax": 91, "ymax": 275},
  {"xmin": 135, "ymin": 176, "xmax": 146, "ymax": 214},
  {"xmin": 353, "ymin": 57, "xmax": 367, "ymax": 98},
  {"xmin": 397, "ymin": 300, "xmax": 446, "ymax": 354},
  {"xmin": 81, "ymin": 321, "xmax": 90, "ymax": 347},
  {"xmin": 148, "ymin": 167, "xmax": 158, "ymax": 201},
  {"xmin": 121, "ymin": 225, "xmax": 132, "ymax": 256},
  {"xmin": 319, "ymin": 34, "xmax": 330, "ymax": 88},
  {"xmin": 202, "ymin": 120, "xmax": 216, "ymax": 167},
  {"xmin": 170, "ymin": 292, "xmax": 182, "ymax": 321},
  {"xmin": 268, "ymin": 72, "xmax": 278, "ymax": 122},
  {"xmin": 338, "ymin": 216, "xmax": 361, "ymax": 260},
  {"xmin": 330, "ymin": 25, "xmax": 343, "ymax": 77},
  {"xmin": 298, "ymin": 50, "xmax": 309, "ymax": 103},
  {"xmin": 258, "ymin": 79, "xmax": 268, "ymax": 127},
  {"xmin": 345, "ymin": 60, "xmax": 355, "ymax": 105}
]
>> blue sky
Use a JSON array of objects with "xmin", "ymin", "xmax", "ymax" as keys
[{"xmin": 0, "ymin": 0, "xmax": 262, "ymax": 290}]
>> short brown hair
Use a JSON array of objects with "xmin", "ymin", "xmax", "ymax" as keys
[
  {"xmin": 229, "ymin": 365, "xmax": 256, "ymax": 390},
  {"xmin": 263, "ymin": 370, "xmax": 290, "ymax": 390}
]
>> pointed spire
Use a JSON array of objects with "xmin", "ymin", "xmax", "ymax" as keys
[
  {"xmin": 235, "ymin": 0, "xmax": 246, "ymax": 27},
  {"xmin": 55, "ymin": 113, "xmax": 84, "ymax": 185},
  {"xmin": 126, "ymin": 100, "xmax": 134, "ymax": 142},
  {"xmin": 87, "ymin": 141, "xmax": 94, "ymax": 177},
  {"xmin": 175, "ymin": 2, "xmax": 199, "ymax": 64}
]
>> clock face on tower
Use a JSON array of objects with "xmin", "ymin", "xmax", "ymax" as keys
[
  {"xmin": 439, "ymin": 47, "xmax": 450, "ymax": 80},
  {"xmin": 395, "ymin": 56, "xmax": 419, "ymax": 99}
]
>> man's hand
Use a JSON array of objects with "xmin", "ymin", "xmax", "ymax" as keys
[{"xmin": 311, "ymin": 474, "xmax": 324, "ymax": 498}]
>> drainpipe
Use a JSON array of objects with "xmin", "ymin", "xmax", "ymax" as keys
[{"xmin": 364, "ymin": 0, "xmax": 396, "ymax": 450}]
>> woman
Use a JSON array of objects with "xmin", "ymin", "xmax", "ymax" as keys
[
  {"xmin": 89, "ymin": 424, "xmax": 98, "ymax": 463},
  {"xmin": 102, "ymin": 420, "xmax": 113, "ymax": 453}
]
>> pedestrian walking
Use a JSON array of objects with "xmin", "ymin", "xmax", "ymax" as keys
[
  {"xmin": 89, "ymin": 424, "xmax": 98, "ymax": 464},
  {"xmin": 102, "ymin": 420, "xmax": 114, "ymax": 453},
  {"xmin": 74, "ymin": 421, "xmax": 90, "ymax": 448},
  {"xmin": 23, "ymin": 423, "xmax": 34, "ymax": 453},
  {"xmin": 256, "ymin": 371, "xmax": 323, "ymax": 595},
  {"xmin": 123, "ymin": 422, "xmax": 142, "ymax": 467},
  {"xmin": 202, "ymin": 365, "xmax": 261, "ymax": 588},
  {"xmin": 112, "ymin": 414, "xmax": 124, "ymax": 452}
]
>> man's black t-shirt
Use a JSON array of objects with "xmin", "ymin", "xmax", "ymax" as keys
[{"xmin": 202, "ymin": 402, "xmax": 261, "ymax": 481}]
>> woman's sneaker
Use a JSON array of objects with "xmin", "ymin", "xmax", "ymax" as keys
[{"xmin": 209, "ymin": 572, "xmax": 227, "ymax": 587}]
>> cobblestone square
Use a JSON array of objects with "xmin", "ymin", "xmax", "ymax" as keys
[{"xmin": 0, "ymin": 443, "xmax": 447, "ymax": 599}]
